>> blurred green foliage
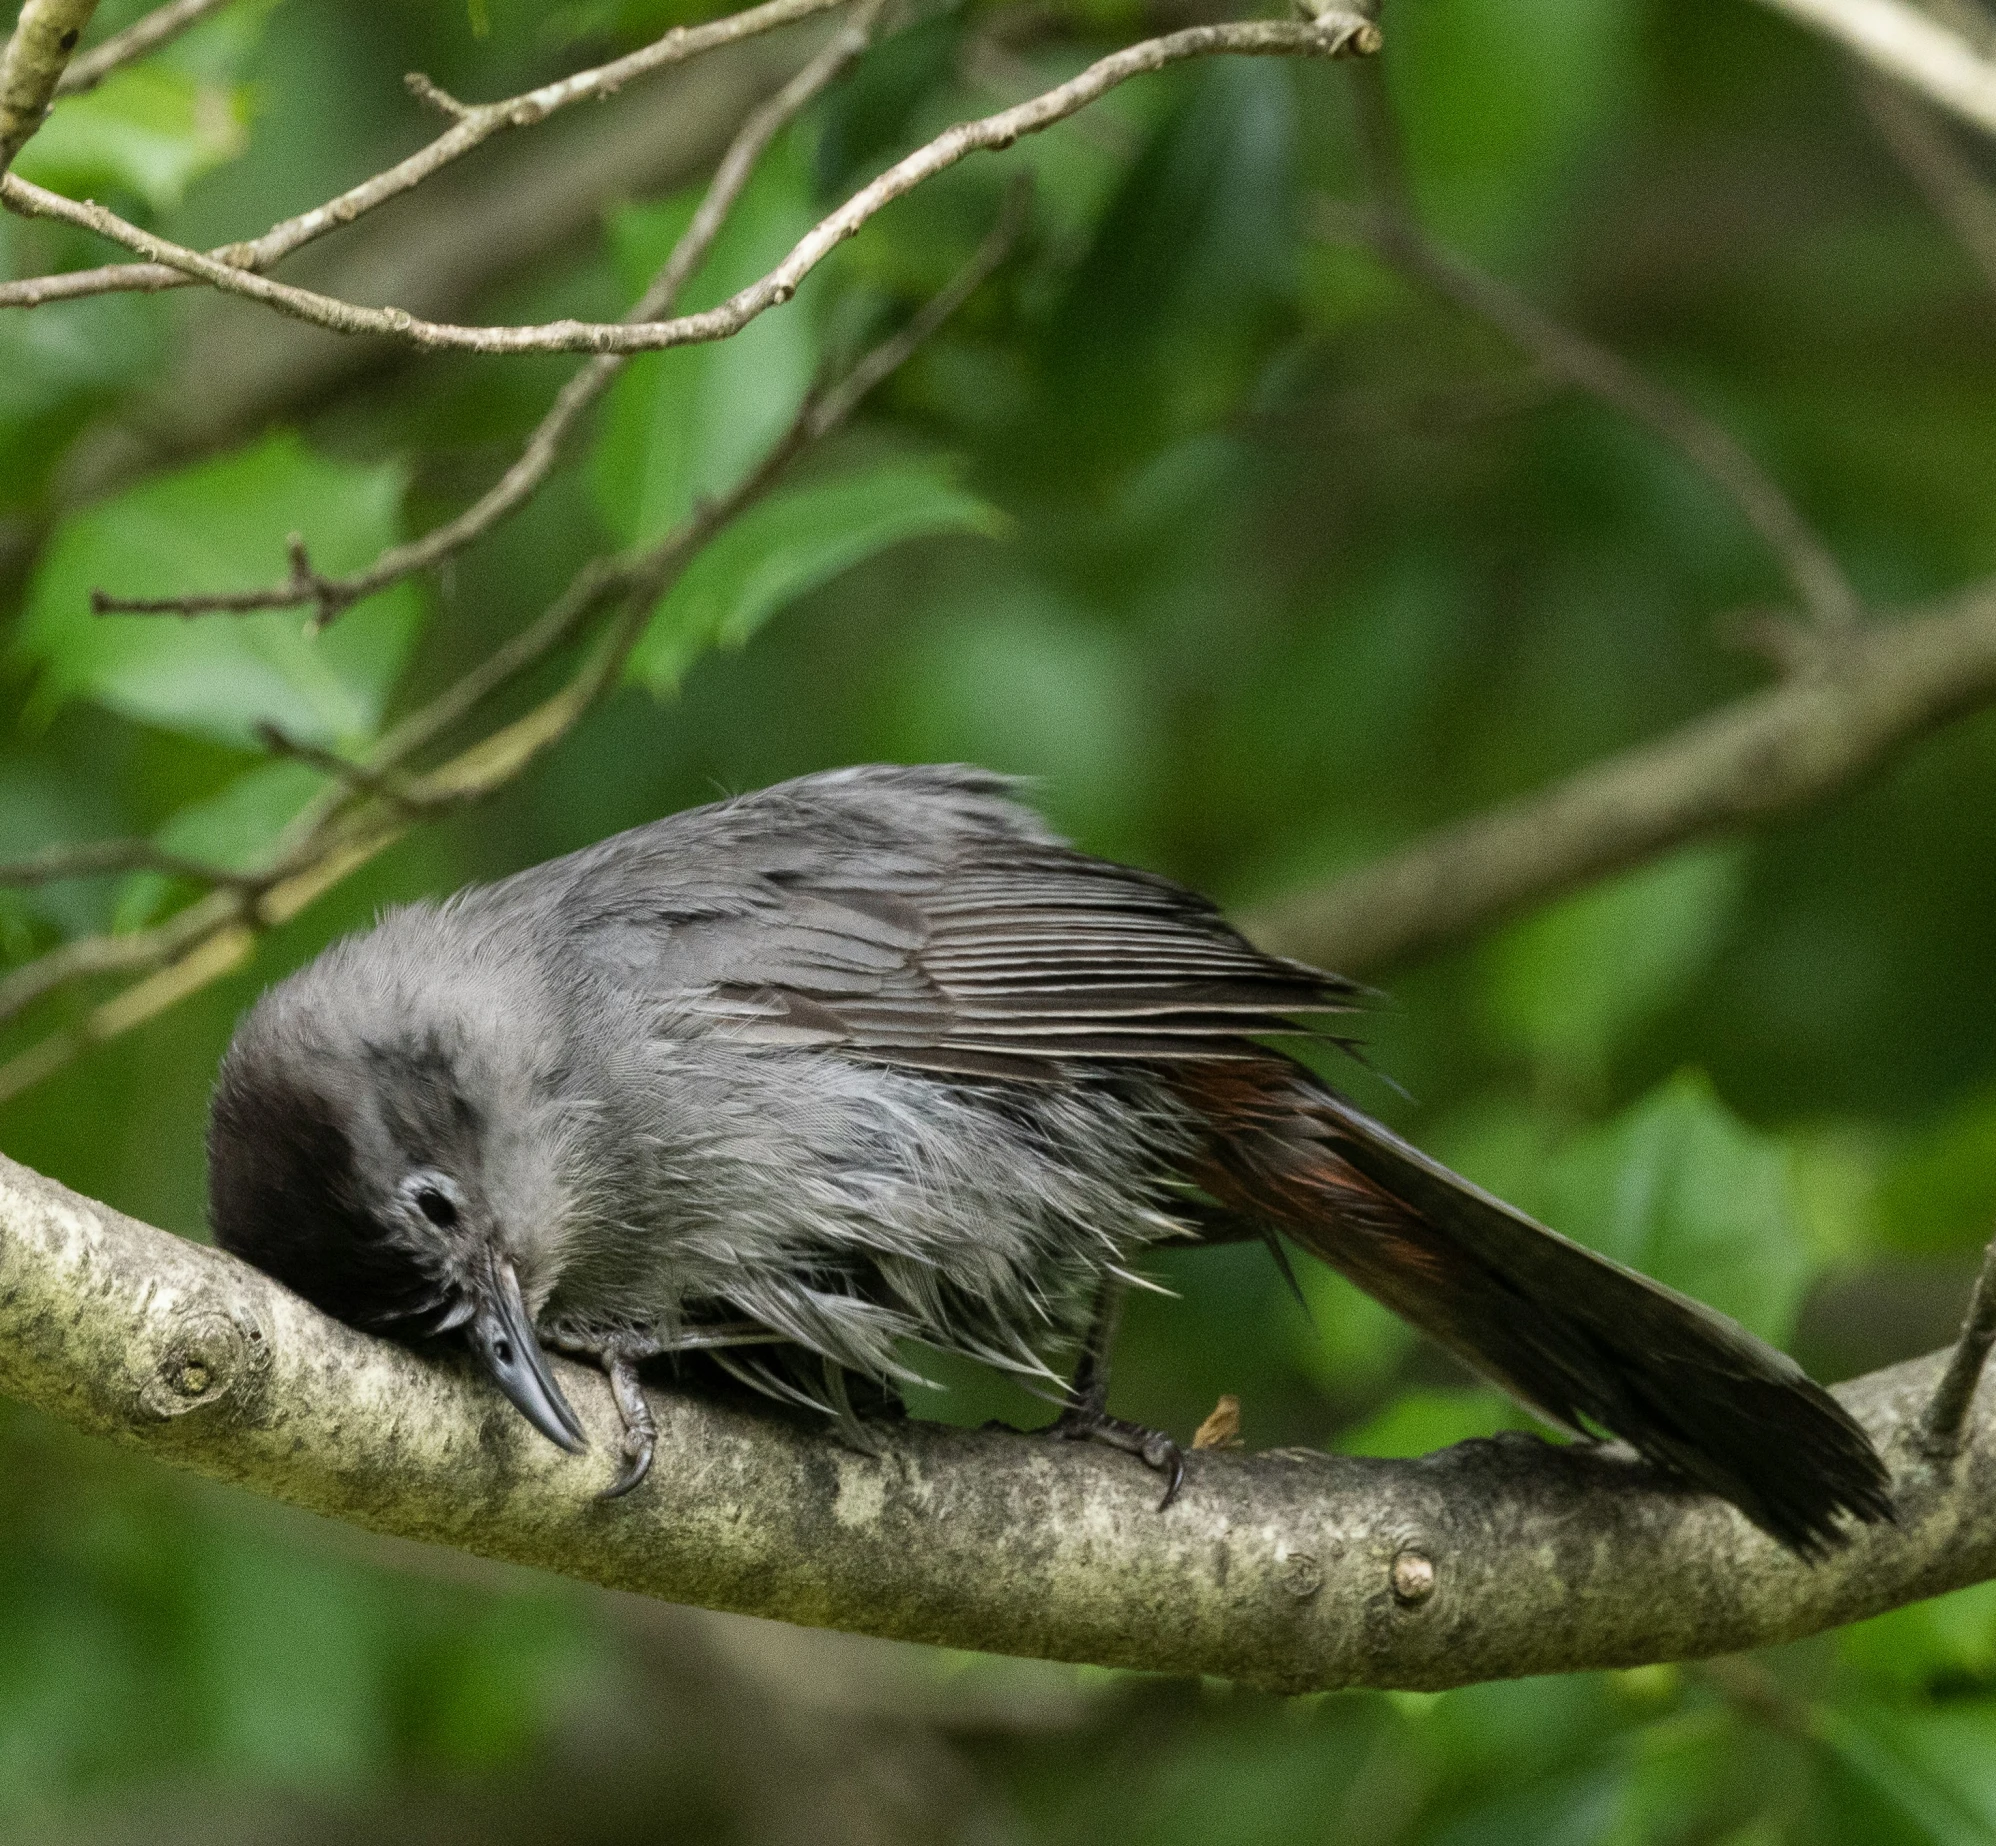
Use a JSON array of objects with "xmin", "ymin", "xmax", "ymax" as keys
[{"xmin": 5, "ymin": 0, "xmax": 1996, "ymax": 1836}]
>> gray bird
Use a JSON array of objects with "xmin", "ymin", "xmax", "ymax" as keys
[{"xmin": 208, "ymin": 764, "xmax": 1892, "ymax": 1552}]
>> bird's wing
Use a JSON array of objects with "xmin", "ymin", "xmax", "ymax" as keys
[{"xmin": 523, "ymin": 765, "xmax": 1357, "ymax": 1079}]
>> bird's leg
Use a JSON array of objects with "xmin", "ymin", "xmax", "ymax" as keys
[
  {"xmin": 1051, "ymin": 1276, "xmax": 1185, "ymax": 1510},
  {"xmin": 543, "ymin": 1321, "xmax": 789, "ymax": 1500},
  {"xmin": 599, "ymin": 1348, "xmax": 657, "ymax": 1500}
]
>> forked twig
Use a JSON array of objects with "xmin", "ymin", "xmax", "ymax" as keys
[
  {"xmin": 0, "ymin": 18, "xmax": 1377, "ymax": 351},
  {"xmin": 0, "ymin": 194, "xmax": 1028, "ymax": 1099},
  {"xmin": 1328, "ymin": 64, "xmax": 1862, "ymax": 633},
  {"xmin": 87, "ymin": 2, "xmax": 891, "ymax": 625}
]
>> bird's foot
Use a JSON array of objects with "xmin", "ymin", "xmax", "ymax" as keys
[
  {"xmin": 599, "ymin": 1350, "xmax": 656, "ymax": 1500},
  {"xmin": 1051, "ymin": 1405, "xmax": 1185, "ymax": 1511}
]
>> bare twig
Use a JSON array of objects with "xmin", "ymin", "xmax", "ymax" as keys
[
  {"xmin": 0, "ymin": 16, "xmax": 1378, "ymax": 350},
  {"xmin": 402, "ymin": 70, "xmax": 468, "ymax": 121},
  {"xmin": 1246, "ymin": 582, "xmax": 1996, "ymax": 977},
  {"xmin": 53, "ymin": 0, "xmax": 232, "ymax": 96},
  {"xmin": 0, "ymin": 883, "xmax": 240, "ymax": 1029},
  {"xmin": 0, "ymin": 0, "xmax": 851, "ymax": 309},
  {"xmin": 90, "ymin": 4, "xmax": 889, "ymax": 625},
  {"xmin": 1333, "ymin": 66, "xmax": 1861, "ymax": 632},
  {"xmin": 251, "ymin": 723, "xmax": 454, "ymax": 817},
  {"xmin": 0, "ymin": 199, "xmax": 1025, "ymax": 1097},
  {"xmin": 91, "ymin": 532, "xmax": 342, "ymax": 620},
  {"xmin": 1748, "ymin": 0, "xmax": 1996, "ymax": 139},
  {"xmin": 1313, "ymin": 199, "xmax": 1862, "ymax": 632},
  {"xmin": 0, "ymin": 0, "xmax": 100, "ymax": 174},
  {"xmin": 1860, "ymin": 74, "xmax": 1996, "ymax": 297},
  {"xmin": 0, "ymin": 838, "xmax": 255, "ymax": 889},
  {"xmin": 1918, "ymin": 1230, "xmax": 1996, "ymax": 1456}
]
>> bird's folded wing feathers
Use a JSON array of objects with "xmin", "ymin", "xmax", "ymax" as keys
[{"xmin": 518, "ymin": 766, "xmax": 1356, "ymax": 1076}]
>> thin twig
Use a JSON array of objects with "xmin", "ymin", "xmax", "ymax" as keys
[
  {"xmin": 0, "ymin": 885, "xmax": 241, "ymax": 1028},
  {"xmin": 252, "ymin": 723, "xmax": 456, "ymax": 817},
  {"xmin": 1860, "ymin": 73, "xmax": 1996, "ymax": 298},
  {"xmin": 0, "ymin": 838, "xmax": 256, "ymax": 889},
  {"xmin": 1332, "ymin": 68, "xmax": 1861, "ymax": 632},
  {"xmin": 90, "ymin": 3, "xmax": 890, "ymax": 625},
  {"xmin": 92, "ymin": 533, "xmax": 342, "ymax": 621},
  {"xmin": 54, "ymin": 0, "xmax": 232, "ymax": 96},
  {"xmin": 0, "ymin": 16, "xmax": 1378, "ymax": 349},
  {"xmin": 0, "ymin": 199, "xmax": 1026, "ymax": 1094},
  {"xmin": 1918, "ymin": 1230, "xmax": 1996, "ymax": 1457},
  {"xmin": 1317, "ymin": 198, "xmax": 1861, "ymax": 632},
  {"xmin": 0, "ymin": 0, "xmax": 100, "ymax": 174},
  {"xmin": 0, "ymin": 0, "xmax": 851, "ymax": 308}
]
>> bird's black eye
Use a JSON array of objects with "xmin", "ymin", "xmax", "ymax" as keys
[{"xmin": 415, "ymin": 1187, "xmax": 458, "ymax": 1228}]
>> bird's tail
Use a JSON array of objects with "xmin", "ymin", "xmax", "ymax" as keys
[{"xmin": 1174, "ymin": 1058, "xmax": 1894, "ymax": 1555}]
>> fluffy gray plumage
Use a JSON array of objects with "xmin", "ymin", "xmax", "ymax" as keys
[
  {"xmin": 208, "ymin": 763, "xmax": 1894, "ymax": 1552},
  {"xmin": 212, "ymin": 766, "xmax": 1309, "ymax": 1420}
]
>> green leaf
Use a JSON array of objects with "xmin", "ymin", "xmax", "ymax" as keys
[
  {"xmin": 0, "ymin": 293, "xmax": 170, "ymax": 509},
  {"xmin": 1541, "ymin": 1071, "xmax": 1812, "ymax": 1345},
  {"xmin": 626, "ymin": 458, "xmax": 1004, "ymax": 697},
  {"xmin": 1390, "ymin": 0, "xmax": 1639, "ymax": 256},
  {"xmin": 0, "ymin": 293, "xmax": 163, "ymax": 432},
  {"xmin": 0, "ymin": 766, "xmax": 120, "ymax": 946},
  {"xmin": 14, "ymin": 66, "xmax": 249, "ymax": 211},
  {"xmin": 1816, "ymin": 1704, "xmax": 1996, "ymax": 1846},
  {"xmin": 1876, "ymin": 1084, "xmax": 1996, "ymax": 1256},
  {"xmin": 1841, "ymin": 1580, "xmax": 1996, "ymax": 1698},
  {"xmin": 1484, "ymin": 844, "xmax": 1745, "ymax": 1092},
  {"xmin": 592, "ymin": 136, "xmax": 822, "ymax": 547},
  {"xmin": 112, "ymin": 761, "xmax": 329, "ymax": 932},
  {"xmin": 19, "ymin": 433, "xmax": 423, "ymax": 751}
]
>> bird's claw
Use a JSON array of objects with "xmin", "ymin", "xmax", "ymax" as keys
[
  {"xmin": 599, "ymin": 1427, "xmax": 654, "ymax": 1500},
  {"xmin": 1051, "ymin": 1407, "xmax": 1186, "ymax": 1511},
  {"xmin": 596, "ymin": 1349, "xmax": 656, "ymax": 1502}
]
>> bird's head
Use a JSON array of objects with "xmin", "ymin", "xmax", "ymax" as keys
[{"xmin": 206, "ymin": 916, "xmax": 587, "ymax": 1455}]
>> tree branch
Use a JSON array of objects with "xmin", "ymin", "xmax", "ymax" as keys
[
  {"xmin": 1748, "ymin": 0, "xmax": 1996, "ymax": 138},
  {"xmin": 0, "ymin": 1148, "xmax": 1989, "ymax": 1694},
  {"xmin": 1246, "ymin": 584, "xmax": 1996, "ymax": 975},
  {"xmin": 88, "ymin": 5, "xmax": 889, "ymax": 624},
  {"xmin": 53, "ymin": 0, "xmax": 231, "ymax": 96},
  {"xmin": 1860, "ymin": 71, "xmax": 1996, "ymax": 297},
  {"xmin": 1310, "ymin": 197, "xmax": 1862, "ymax": 632},
  {"xmin": 0, "ymin": 16, "xmax": 1379, "ymax": 353},
  {"xmin": 1919, "ymin": 1228, "xmax": 1996, "ymax": 1456},
  {"xmin": 0, "ymin": 0, "xmax": 98, "ymax": 174},
  {"xmin": 0, "ymin": 0, "xmax": 849, "ymax": 309}
]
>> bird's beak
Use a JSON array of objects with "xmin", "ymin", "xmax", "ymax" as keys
[{"xmin": 466, "ymin": 1257, "xmax": 587, "ymax": 1454}]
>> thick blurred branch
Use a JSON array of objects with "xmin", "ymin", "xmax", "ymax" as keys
[
  {"xmin": 1248, "ymin": 585, "xmax": 1996, "ymax": 975},
  {"xmin": 1861, "ymin": 73, "xmax": 1996, "ymax": 295},
  {"xmin": 0, "ymin": 0, "xmax": 98, "ymax": 173},
  {"xmin": 1, "ymin": 1149, "xmax": 1991, "ymax": 1695},
  {"xmin": 1751, "ymin": 0, "xmax": 1996, "ymax": 137}
]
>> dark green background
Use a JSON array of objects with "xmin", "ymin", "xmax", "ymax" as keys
[{"xmin": 5, "ymin": 0, "xmax": 1996, "ymax": 1836}]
